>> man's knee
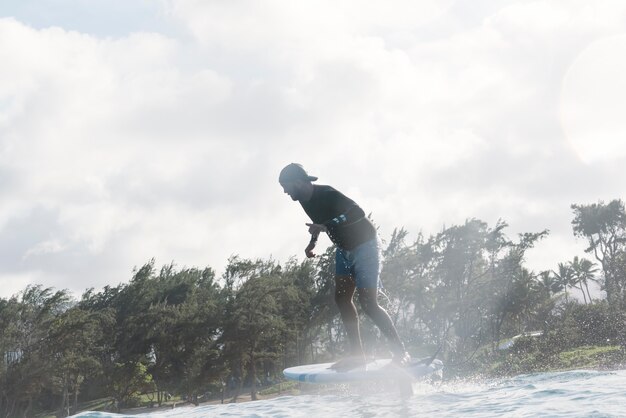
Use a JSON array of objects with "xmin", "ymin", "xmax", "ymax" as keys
[{"xmin": 357, "ymin": 290, "xmax": 381, "ymax": 316}]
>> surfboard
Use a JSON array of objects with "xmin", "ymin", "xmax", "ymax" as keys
[{"xmin": 283, "ymin": 357, "xmax": 443, "ymax": 384}]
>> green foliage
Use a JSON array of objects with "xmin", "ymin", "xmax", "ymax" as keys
[
  {"xmin": 566, "ymin": 302, "xmax": 625, "ymax": 346},
  {"xmin": 2, "ymin": 200, "xmax": 626, "ymax": 415},
  {"xmin": 110, "ymin": 361, "xmax": 155, "ymax": 408},
  {"xmin": 571, "ymin": 199, "xmax": 626, "ymax": 307},
  {"xmin": 557, "ymin": 346, "xmax": 623, "ymax": 369}
]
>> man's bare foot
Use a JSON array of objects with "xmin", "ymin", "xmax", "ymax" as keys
[{"xmin": 329, "ymin": 356, "xmax": 368, "ymax": 372}]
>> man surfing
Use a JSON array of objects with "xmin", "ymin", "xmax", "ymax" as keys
[{"xmin": 279, "ymin": 163, "xmax": 411, "ymax": 371}]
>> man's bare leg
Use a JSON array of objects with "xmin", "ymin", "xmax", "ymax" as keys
[
  {"xmin": 331, "ymin": 275, "xmax": 367, "ymax": 370},
  {"xmin": 358, "ymin": 287, "xmax": 410, "ymax": 365}
]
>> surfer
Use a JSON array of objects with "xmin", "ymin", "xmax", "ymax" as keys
[{"xmin": 279, "ymin": 163, "xmax": 411, "ymax": 371}]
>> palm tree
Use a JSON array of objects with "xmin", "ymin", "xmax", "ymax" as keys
[
  {"xmin": 535, "ymin": 270, "xmax": 563, "ymax": 298},
  {"xmin": 569, "ymin": 256, "xmax": 598, "ymax": 303},
  {"xmin": 553, "ymin": 263, "xmax": 575, "ymax": 303}
]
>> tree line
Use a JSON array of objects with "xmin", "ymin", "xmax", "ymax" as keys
[{"xmin": 1, "ymin": 199, "xmax": 625, "ymax": 417}]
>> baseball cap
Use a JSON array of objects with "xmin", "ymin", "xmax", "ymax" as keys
[{"xmin": 279, "ymin": 163, "xmax": 318, "ymax": 183}]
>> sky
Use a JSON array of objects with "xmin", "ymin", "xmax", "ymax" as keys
[{"xmin": 1, "ymin": 0, "xmax": 625, "ymax": 298}]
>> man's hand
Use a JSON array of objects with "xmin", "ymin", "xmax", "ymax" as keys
[
  {"xmin": 304, "ymin": 223, "xmax": 326, "ymax": 258},
  {"xmin": 305, "ymin": 241, "xmax": 316, "ymax": 258}
]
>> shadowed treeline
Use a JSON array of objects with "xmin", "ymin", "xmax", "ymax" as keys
[{"xmin": 1, "ymin": 199, "xmax": 625, "ymax": 417}]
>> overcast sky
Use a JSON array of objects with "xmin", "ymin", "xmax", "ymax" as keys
[{"xmin": 1, "ymin": 0, "xmax": 625, "ymax": 298}]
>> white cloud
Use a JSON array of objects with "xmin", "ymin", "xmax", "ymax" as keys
[
  {"xmin": 1, "ymin": 2, "xmax": 626, "ymax": 297},
  {"xmin": 0, "ymin": 17, "xmax": 238, "ymax": 295},
  {"xmin": 23, "ymin": 238, "xmax": 66, "ymax": 259}
]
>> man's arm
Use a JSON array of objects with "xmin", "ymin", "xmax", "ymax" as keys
[{"xmin": 304, "ymin": 225, "xmax": 324, "ymax": 258}]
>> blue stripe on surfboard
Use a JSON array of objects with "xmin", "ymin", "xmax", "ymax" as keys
[{"xmin": 296, "ymin": 373, "xmax": 317, "ymax": 382}]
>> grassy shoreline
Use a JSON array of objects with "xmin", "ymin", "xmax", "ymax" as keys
[{"xmin": 451, "ymin": 345, "xmax": 626, "ymax": 380}]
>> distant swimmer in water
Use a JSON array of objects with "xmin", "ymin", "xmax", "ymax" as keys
[{"xmin": 279, "ymin": 163, "xmax": 411, "ymax": 371}]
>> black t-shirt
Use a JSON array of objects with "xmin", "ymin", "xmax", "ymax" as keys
[{"xmin": 300, "ymin": 185, "xmax": 377, "ymax": 250}]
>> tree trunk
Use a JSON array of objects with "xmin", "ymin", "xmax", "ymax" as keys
[
  {"xmin": 6, "ymin": 395, "xmax": 17, "ymax": 418},
  {"xmin": 493, "ymin": 312, "xmax": 506, "ymax": 352},
  {"xmin": 73, "ymin": 376, "xmax": 80, "ymax": 414},
  {"xmin": 604, "ymin": 264, "xmax": 618, "ymax": 307},
  {"xmin": 24, "ymin": 397, "xmax": 32, "ymax": 418},
  {"xmin": 327, "ymin": 319, "xmax": 335, "ymax": 357},
  {"xmin": 59, "ymin": 374, "xmax": 69, "ymax": 417},
  {"xmin": 583, "ymin": 280, "xmax": 591, "ymax": 303},
  {"xmin": 230, "ymin": 358, "xmax": 244, "ymax": 403},
  {"xmin": 250, "ymin": 350, "xmax": 258, "ymax": 401}
]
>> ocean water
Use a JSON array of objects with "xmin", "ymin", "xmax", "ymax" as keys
[{"xmin": 73, "ymin": 370, "xmax": 626, "ymax": 417}]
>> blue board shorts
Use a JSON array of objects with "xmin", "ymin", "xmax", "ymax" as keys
[{"xmin": 335, "ymin": 238, "xmax": 382, "ymax": 289}]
